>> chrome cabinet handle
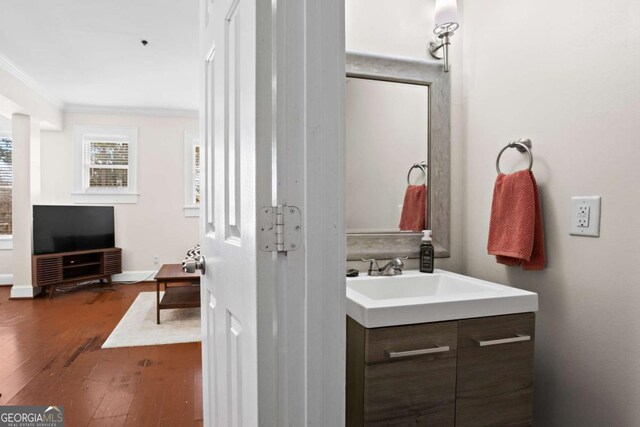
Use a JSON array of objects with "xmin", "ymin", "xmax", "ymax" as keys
[
  {"xmin": 386, "ymin": 345, "xmax": 450, "ymax": 359},
  {"xmin": 475, "ymin": 334, "xmax": 531, "ymax": 347}
]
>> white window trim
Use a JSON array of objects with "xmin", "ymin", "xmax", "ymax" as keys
[
  {"xmin": 72, "ymin": 125, "xmax": 139, "ymax": 204},
  {"xmin": 0, "ymin": 235, "xmax": 12, "ymax": 250},
  {"xmin": 183, "ymin": 131, "xmax": 200, "ymax": 217}
]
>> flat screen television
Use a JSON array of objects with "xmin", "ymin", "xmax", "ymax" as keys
[{"xmin": 33, "ymin": 205, "xmax": 115, "ymax": 255}]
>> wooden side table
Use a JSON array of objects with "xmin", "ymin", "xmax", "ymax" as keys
[{"xmin": 155, "ymin": 264, "xmax": 201, "ymax": 324}]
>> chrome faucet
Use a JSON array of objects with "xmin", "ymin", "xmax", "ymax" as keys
[{"xmin": 361, "ymin": 257, "xmax": 406, "ymax": 276}]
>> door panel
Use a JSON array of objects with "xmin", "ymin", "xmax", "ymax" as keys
[
  {"xmin": 224, "ymin": 0, "xmax": 241, "ymax": 236},
  {"xmin": 455, "ymin": 313, "xmax": 535, "ymax": 427},
  {"xmin": 200, "ymin": 0, "xmax": 258, "ymax": 425},
  {"xmin": 205, "ymin": 48, "xmax": 215, "ymax": 234},
  {"xmin": 227, "ymin": 311, "xmax": 243, "ymax": 427},
  {"xmin": 204, "ymin": 291, "xmax": 217, "ymax": 425}
]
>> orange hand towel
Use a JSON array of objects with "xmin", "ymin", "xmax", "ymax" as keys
[
  {"xmin": 488, "ymin": 170, "xmax": 545, "ymax": 270},
  {"xmin": 399, "ymin": 185, "xmax": 427, "ymax": 232}
]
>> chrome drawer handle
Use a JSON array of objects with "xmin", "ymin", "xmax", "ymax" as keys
[
  {"xmin": 386, "ymin": 345, "xmax": 450, "ymax": 359},
  {"xmin": 475, "ymin": 334, "xmax": 531, "ymax": 347}
]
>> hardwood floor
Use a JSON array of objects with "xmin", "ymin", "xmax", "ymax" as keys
[{"xmin": 0, "ymin": 282, "xmax": 203, "ymax": 426}]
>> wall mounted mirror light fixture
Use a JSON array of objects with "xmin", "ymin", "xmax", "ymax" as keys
[{"xmin": 428, "ymin": 0, "xmax": 459, "ymax": 72}]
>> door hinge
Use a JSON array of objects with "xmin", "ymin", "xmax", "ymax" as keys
[{"xmin": 258, "ymin": 205, "xmax": 302, "ymax": 252}]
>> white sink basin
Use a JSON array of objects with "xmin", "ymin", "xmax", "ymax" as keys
[{"xmin": 347, "ymin": 269, "xmax": 538, "ymax": 328}]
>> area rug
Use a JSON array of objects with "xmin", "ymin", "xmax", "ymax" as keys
[{"xmin": 102, "ymin": 291, "xmax": 201, "ymax": 349}]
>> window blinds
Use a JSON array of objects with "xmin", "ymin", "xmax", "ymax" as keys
[
  {"xmin": 0, "ymin": 137, "xmax": 11, "ymax": 235},
  {"xmin": 194, "ymin": 145, "xmax": 201, "ymax": 204},
  {"xmin": 86, "ymin": 140, "xmax": 129, "ymax": 188}
]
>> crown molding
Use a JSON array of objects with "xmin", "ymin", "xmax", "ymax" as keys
[
  {"xmin": 0, "ymin": 51, "xmax": 198, "ymax": 119},
  {"xmin": 0, "ymin": 51, "xmax": 64, "ymax": 108},
  {"xmin": 64, "ymin": 104, "xmax": 199, "ymax": 118}
]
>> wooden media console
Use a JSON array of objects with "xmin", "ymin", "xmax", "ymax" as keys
[{"xmin": 32, "ymin": 247, "xmax": 123, "ymax": 298}]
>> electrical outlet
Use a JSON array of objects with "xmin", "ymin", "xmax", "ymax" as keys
[
  {"xmin": 153, "ymin": 256, "xmax": 160, "ymax": 266},
  {"xmin": 570, "ymin": 196, "xmax": 601, "ymax": 237},
  {"xmin": 577, "ymin": 205, "xmax": 590, "ymax": 227}
]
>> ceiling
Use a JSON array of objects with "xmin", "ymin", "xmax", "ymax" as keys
[{"xmin": 0, "ymin": 0, "xmax": 199, "ymax": 112}]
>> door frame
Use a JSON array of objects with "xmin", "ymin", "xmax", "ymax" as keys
[
  {"xmin": 199, "ymin": 0, "xmax": 346, "ymax": 424},
  {"xmin": 258, "ymin": 0, "xmax": 347, "ymax": 425}
]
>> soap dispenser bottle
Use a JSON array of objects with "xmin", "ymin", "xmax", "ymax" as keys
[{"xmin": 420, "ymin": 230, "xmax": 434, "ymax": 273}]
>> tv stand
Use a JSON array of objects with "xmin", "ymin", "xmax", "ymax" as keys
[{"xmin": 32, "ymin": 248, "xmax": 123, "ymax": 298}]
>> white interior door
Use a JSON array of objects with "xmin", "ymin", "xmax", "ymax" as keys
[
  {"xmin": 200, "ymin": 0, "xmax": 261, "ymax": 424},
  {"xmin": 198, "ymin": 0, "xmax": 346, "ymax": 425}
]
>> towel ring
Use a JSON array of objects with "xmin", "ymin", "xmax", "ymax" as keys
[
  {"xmin": 407, "ymin": 161, "xmax": 427, "ymax": 185},
  {"xmin": 496, "ymin": 139, "xmax": 533, "ymax": 174}
]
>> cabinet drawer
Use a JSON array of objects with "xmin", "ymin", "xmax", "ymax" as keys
[
  {"xmin": 365, "ymin": 321, "xmax": 458, "ymax": 364},
  {"xmin": 455, "ymin": 313, "xmax": 535, "ymax": 427}
]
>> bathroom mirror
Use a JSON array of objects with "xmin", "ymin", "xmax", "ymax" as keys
[
  {"xmin": 346, "ymin": 77, "xmax": 428, "ymax": 232},
  {"xmin": 346, "ymin": 52, "xmax": 450, "ymax": 260}
]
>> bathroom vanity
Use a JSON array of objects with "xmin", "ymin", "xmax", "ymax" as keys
[
  {"xmin": 344, "ymin": 52, "xmax": 537, "ymax": 425},
  {"xmin": 346, "ymin": 271, "xmax": 537, "ymax": 426}
]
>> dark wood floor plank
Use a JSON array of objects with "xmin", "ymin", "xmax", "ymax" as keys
[
  {"xmin": 0, "ymin": 284, "xmax": 203, "ymax": 425},
  {"xmin": 158, "ymin": 365, "xmax": 194, "ymax": 425},
  {"xmin": 124, "ymin": 380, "xmax": 167, "ymax": 425},
  {"xmin": 194, "ymin": 365, "xmax": 204, "ymax": 421},
  {"xmin": 0, "ymin": 352, "xmax": 57, "ymax": 404},
  {"xmin": 88, "ymin": 415, "xmax": 127, "ymax": 427}
]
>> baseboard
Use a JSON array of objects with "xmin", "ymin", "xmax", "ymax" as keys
[
  {"xmin": 10, "ymin": 285, "xmax": 42, "ymax": 299},
  {"xmin": 112, "ymin": 270, "xmax": 157, "ymax": 283},
  {"xmin": 4, "ymin": 271, "xmax": 155, "ymax": 297}
]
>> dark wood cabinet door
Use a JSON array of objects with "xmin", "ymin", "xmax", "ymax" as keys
[
  {"xmin": 104, "ymin": 248, "xmax": 123, "ymax": 275},
  {"xmin": 455, "ymin": 313, "xmax": 535, "ymax": 427},
  {"xmin": 348, "ymin": 319, "xmax": 458, "ymax": 426},
  {"xmin": 33, "ymin": 256, "xmax": 63, "ymax": 285},
  {"xmin": 363, "ymin": 355, "xmax": 457, "ymax": 426}
]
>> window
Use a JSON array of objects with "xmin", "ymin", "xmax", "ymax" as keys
[
  {"xmin": 0, "ymin": 133, "xmax": 12, "ymax": 249},
  {"xmin": 194, "ymin": 144, "xmax": 201, "ymax": 204},
  {"xmin": 87, "ymin": 140, "xmax": 129, "ymax": 188},
  {"xmin": 184, "ymin": 131, "xmax": 200, "ymax": 217},
  {"xmin": 73, "ymin": 126, "xmax": 138, "ymax": 204}
]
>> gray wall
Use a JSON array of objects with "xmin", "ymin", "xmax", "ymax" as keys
[{"xmin": 461, "ymin": 0, "xmax": 640, "ymax": 425}]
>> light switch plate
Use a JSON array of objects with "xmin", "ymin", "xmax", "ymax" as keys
[{"xmin": 570, "ymin": 196, "xmax": 601, "ymax": 237}]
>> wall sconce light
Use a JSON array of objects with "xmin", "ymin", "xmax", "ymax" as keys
[{"xmin": 428, "ymin": 0, "xmax": 459, "ymax": 72}]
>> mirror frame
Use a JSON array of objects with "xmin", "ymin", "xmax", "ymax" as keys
[{"xmin": 346, "ymin": 51, "xmax": 451, "ymax": 260}]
